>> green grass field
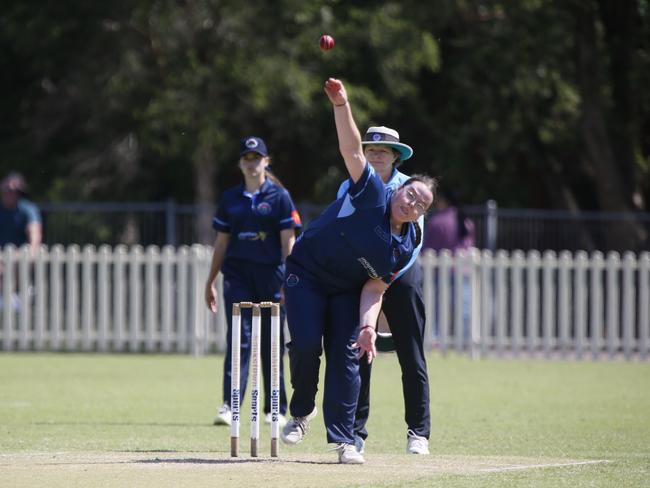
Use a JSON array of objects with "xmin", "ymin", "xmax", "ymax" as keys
[{"xmin": 1, "ymin": 352, "xmax": 649, "ymax": 487}]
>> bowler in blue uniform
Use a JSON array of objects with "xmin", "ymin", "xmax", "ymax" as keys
[
  {"xmin": 280, "ymin": 77, "xmax": 436, "ymax": 464},
  {"xmin": 205, "ymin": 136, "xmax": 301, "ymax": 427},
  {"xmin": 338, "ymin": 126, "xmax": 432, "ymax": 456}
]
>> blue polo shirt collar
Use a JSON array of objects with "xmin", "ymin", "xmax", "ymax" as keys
[{"xmin": 240, "ymin": 178, "xmax": 273, "ymax": 198}]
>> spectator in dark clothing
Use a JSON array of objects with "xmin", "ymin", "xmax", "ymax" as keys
[
  {"xmin": 422, "ymin": 189, "xmax": 475, "ymax": 341},
  {"xmin": 0, "ymin": 172, "xmax": 42, "ymax": 311},
  {"xmin": 0, "ymin": 172, "xmax": 42, "ymax": 250},
  {"xmin": 423, "ymin": 189, "xmax": 474, "ymax": 252}
]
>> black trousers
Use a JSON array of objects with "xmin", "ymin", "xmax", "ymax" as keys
[{"xmin": 353, "ymin": 262, "xmax": 431, "ymax": 440}]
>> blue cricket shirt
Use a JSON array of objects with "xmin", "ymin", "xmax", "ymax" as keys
[
  {"xmin": 337, "ymin": 167, "xmax": 424, "ymax": 281},
  {"xmin": 288, "ymin": 163, "xmax": 419, "ymax": 291},
  {"xmin": 213, "ymin": 179, "xmax": 301, "ymax": 266}
]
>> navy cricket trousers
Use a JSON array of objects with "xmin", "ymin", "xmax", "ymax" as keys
[
  {"xmin": 221, "ymin": 259, "xmax": 288, "ymax": 415},
  {"xmin": 283, "ymin": 263, "xmax": 361, "ymax": 444},
  {"xmin": 354, "ymin": 262, "xmax": 431, "ymax": 440}
]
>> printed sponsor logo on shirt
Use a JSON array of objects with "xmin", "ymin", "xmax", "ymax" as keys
[
  {"xmin": 291, "ymin": 210, "xmax": 302, "ymax": 225},
  {"xmin": 237, "ymin": 231, "xmax": 267, "ymax": 241},
  {"xmin": 357, "ymin": 257, "xmax": 380, "ymax": 279},
  {"xmin": 256, "ymin": 202, "xmax": 272, "ymax": 215}
]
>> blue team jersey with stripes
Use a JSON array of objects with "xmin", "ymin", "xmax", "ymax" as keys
[
  {"xmin": 213, "ymin": 179, "xmax": 301, "ymax": 266},
  {"xmin": 288, "ymin": 163, "xmax": 419, "ymax": 290},
  {"xmin": 337, "ymin": 167, "xmax": 424, "ymax": 280}
]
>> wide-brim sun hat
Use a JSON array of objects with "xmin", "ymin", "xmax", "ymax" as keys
[{"xmin": 362, "ymin": 126, "xmax": 413, "ymax": 161}]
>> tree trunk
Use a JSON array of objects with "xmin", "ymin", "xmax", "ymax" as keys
[
  {"xmin": 193, "ymin": 142, "xmax": 217, "ymax": 245},
  {"xmin": 597, "ymin": 0, "xmax": 645, "ymax": 210},
  {"xmin": 573, "ymin": 2, "xmax": 646, "ymax": 249}
]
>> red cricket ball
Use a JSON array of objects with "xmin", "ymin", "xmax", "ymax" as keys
[{"xmin": 319, "ymin": 34, "xmax": 335, "ymax": 51}]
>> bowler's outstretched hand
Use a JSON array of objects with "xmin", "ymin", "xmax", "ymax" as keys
[{"xmin": 324, "ymin": 78, "xmax": 348, "ymax": 107}]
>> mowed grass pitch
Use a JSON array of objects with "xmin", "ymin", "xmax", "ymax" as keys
[{"xmin": 1, "ymin": 352, "xmax": 649, "ymax": 488}]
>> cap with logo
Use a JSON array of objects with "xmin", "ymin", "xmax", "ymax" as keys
[
  {"xmin": 361, "ymin": 126, "xmax": 413, "ymax": 161},
  {"xmin": 240, "ymin": 136, "xmax": 269, "ymax": 157}
]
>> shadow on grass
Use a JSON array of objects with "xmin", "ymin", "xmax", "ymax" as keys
[
  {"xmin": 133, "ymin": 457, "xmax": 339, "ymax": 466},
  {"xmin": 33, "ymin": 421, "xmax": 208, "ymax": 427}
]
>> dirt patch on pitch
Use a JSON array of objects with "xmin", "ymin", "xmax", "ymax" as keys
[{"xmin": 0, "ymin": 451, "xmax": 608, "ymax": 488}]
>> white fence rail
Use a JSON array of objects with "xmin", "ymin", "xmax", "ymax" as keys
[{"xmin": 1, "ymin": 245, "xmax": 648, "ymax": 360}]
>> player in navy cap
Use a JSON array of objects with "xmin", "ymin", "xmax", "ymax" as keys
[
  {"xmin": 279, "ymin": 77, "xmax": 437, "ymax": 464},
  {"xmin": 205, "ymin": 136, "xmax": 302, "ymax": 428}
]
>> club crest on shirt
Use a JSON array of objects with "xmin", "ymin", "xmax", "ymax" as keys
[
  {"xmin": 256, "ymin": 202, "xmax": 272, "ymax": 215},
  {"xmin": 286, "ymin": 274, "xmax": 300, "ymax": 287}
]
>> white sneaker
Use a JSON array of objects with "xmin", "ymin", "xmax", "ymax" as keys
[
  {"xmin": 265, "ymin": 412, "xmax": 287, "ymax": 427},
  {"xmin": 354, "ymin": 435, "xmax": 365, "ymax": 454},
  {"xmin": 335, "ymin": 443, "xmax": 365, "ymax": 464},
  {"xmin": 406, "ymin": 429, "xmax": 430, "ymax": 454},
  {"xmin": 280, "ymin": 407, "xmax": 317, "ymax": 445},
  {"xmin": 213, "ymin": 403, "xmax": 231, "ymax": 426}
]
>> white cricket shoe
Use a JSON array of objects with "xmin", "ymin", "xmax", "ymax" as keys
[
  {"xmin": 406, "ymin": 429, "xmax": 430, "ymax": 454},
  {"xmin": 213, "ymin": 403, "xmax": 231, "ymax": 426},
  {"xmin": 335, "ymin": 443, "xmax": 365, "ymax": 464},
  {"xmin": 265, "ymin": 412, "xmax": 287, "ymax": 428},
  {"xmin": 280, "ymin": 407, "xmax": 317, "ymax": 445},
  {"xmin": 354, "ymin": 435, "xmax": 365, "ymax": 454}
]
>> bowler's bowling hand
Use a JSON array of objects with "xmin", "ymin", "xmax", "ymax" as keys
[{"xmin": 324, "ymin": 78, "xmax": 348, "ymax": 107}]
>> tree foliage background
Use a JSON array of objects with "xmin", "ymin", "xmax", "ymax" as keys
[{"xmin": 2, "ymin": 0, "xmax": 649, "ymax": 218}]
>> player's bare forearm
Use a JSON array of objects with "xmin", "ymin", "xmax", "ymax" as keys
[
  {"xmin": 27, "ymin": 223, "xmax": 42, "ymax": 256},
  {"xmin": 324, "ymin": 78, "xmax": 365, "ymax": 182},
  {"xmin": 206, "ymin": 232, "xmax": 229, "ymax": 285},
  {"xmin": 280, "ymin": 228, "xmax": 295, "ymax": 261},
  {"xmin": 353, "ymin": 278, "xmax": 387, "ymax": 363},
  {"xmin": 205, "ymin": 232, "xmax": 229, "ymax": 312},
  {"xmin": 359, "ymin": 278, "xmax": 388, "ymax": 329}
]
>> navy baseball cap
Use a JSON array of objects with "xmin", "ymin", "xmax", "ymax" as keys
[{"xmin": 240, "ymin": 136, "xmax": 268, "ymax": 157}]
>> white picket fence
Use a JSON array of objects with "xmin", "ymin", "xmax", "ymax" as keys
[{"xmin": 1, "ymin": 244, "xmax": 648, "ymax": 360}]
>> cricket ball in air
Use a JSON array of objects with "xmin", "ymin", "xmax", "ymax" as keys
[{"xmin": 319, "ymin": 34, "xmax": 335, "ymax": 51}]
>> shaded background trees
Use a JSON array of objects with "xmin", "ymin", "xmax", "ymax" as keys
[{"xmin": 2, "ymin": 1, "xmax": 648, "ymax": 226}]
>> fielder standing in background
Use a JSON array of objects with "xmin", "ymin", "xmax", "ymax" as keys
[
  {"xmin": 205, "ymin": 136, "xmax": 301, "ymax": 428},
  {"xmin": 279, "ymin": 77, "xmax": 436, "ymax": 464},
  {"xmin": 336, "ymin": 127, "xmax": 432, "ymax": 455}
]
